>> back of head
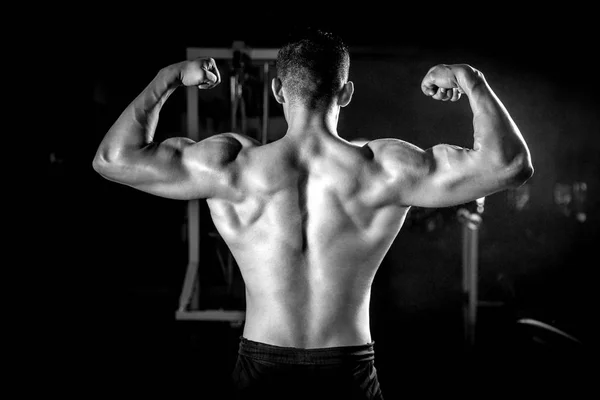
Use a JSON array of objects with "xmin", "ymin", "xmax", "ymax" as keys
[{"xmin": 276, "ymin": 27, "xmax": 350, "ymax": 110}]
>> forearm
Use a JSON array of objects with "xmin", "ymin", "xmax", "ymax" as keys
[
  {"xmin": 94, "ymin": 62, "xmax": 184, "ymax": 165},
  {"xmin": 459, "ymin": 67, "xmax": 532, "ymax": 173}
]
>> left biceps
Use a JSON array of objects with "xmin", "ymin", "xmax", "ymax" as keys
[
  {"xmin": 125, "ymin": 137, "xmax": 194, "ymax": 198},
  {"xmin": 130, "ymin": 136, "xmax": 239, "ymax": 200},
  {"xmin": 94, "ymin": 136, "xmax": 193, "ymax": 192},
  {"xmin": 407, "ymin": 145, "xmax": 504, "ymax": 207}
]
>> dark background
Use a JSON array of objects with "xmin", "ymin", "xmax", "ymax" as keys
[{"xmin": 44, "ymin": 10, "xmax": 596, "ymax": 398}]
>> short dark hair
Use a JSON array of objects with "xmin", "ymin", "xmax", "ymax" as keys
[{"xmin": 276, "ymin": 27, "xmax": 350, "ymax": 109}]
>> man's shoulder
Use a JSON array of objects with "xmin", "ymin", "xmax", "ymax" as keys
[
  {"xmin": 365, "ymin": 138, "xmax": 424, "ymax": 161},
  {"xmin": 184, "ymin": 133, "xmax": 261, "ymax": 168},
  {"xmin": 209, "ymin": 132, "xmax": 261, "ymax": 148},
  {"xmin": 366, "ymin": 138, "xmax": 420, "ymax": 152}
]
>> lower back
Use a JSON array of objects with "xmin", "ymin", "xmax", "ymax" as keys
[{"xmin": 241, "ymin": 263, "xmax": 375, "ymax": 348}]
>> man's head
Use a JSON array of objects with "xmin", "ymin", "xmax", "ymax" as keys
[{"xmin": 273, "ymin": 27, "xmax": 353, "ymax": 111}]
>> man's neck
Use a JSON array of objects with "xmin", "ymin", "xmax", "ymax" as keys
[{"xmin": 283, "ymin": 105, "xmax": 341, "ymax": 140}]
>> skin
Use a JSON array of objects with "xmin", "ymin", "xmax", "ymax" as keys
[{"xmin": 93, "ymin": 57, "xmax": 533, "ymax": 348}]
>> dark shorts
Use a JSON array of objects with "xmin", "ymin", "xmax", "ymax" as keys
[{"xmin": 231, "ymin": 337, "xmax": 384, "ymax": 400}]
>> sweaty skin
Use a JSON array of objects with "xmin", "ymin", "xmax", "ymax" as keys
[
  {"xmin": 93, "ymin": 58, "xmax": 533, "ymax": 349},
  {"xmin": 206, "ymin": 132, "xmax": 408, "ymax": 348}
]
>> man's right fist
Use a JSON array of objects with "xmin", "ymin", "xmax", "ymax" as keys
[
  {"xmin": 179, "ymin": 58, "xmax": 221, "ymax": 89},
  {"xmin": 420, "ymin": 64, "xmax": 479, "ymax": 102}
]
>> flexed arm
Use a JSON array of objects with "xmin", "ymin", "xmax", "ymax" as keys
[
  {"xmin": 372, "ymin": 64, "xmax": 533, "ymax": 208},
  {"xmin": 92, "ymin": 58, "xmax": 244, "ymax": 200}
]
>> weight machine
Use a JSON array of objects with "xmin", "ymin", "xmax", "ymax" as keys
[
  {"xmin": 176, "ymin": 43, "xmax": 278, "ymax": 323},
  {"xmin": 457, "ymin": 201, "xmax": 484, "ymax": 347}
]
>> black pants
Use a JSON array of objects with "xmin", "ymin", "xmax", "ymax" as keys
[{"xmin": 231, "ymin": 337, "xmax": 384, "ymax": 400}]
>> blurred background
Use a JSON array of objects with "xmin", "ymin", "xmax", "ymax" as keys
[{"xmin": 44, "ymin": 9, "xmax": 596, "ymax": 398}]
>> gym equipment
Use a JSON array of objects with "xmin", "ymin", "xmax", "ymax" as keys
[{"xmin": 176, "ymin": 43, "xmax": 278, "ymax": 324}]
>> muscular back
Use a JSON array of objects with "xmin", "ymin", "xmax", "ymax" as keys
[
  {"xmin": 206, "ymin": 132, "xmax": 409, "ymax": 348},
  {"xmin": 94, "ymin": 58, "xmax": 532, "ymax": 349}
]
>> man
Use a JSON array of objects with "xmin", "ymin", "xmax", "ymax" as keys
[{"xmin": 93, "ymin": 29, "xmax": 533, "ymax": 399}]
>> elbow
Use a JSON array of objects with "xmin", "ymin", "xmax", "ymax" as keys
[
  {"xmin": 510, "ymin": 163, "xmax": 534, "ymax": 187},
  {"xmin": 92, "ymin": 148, "xmax": 125, "ymax": 179},
  {"xmin": 92, "ymin": 153, "xmax": 106, "ymax": 175},
  {"xmin": 92, "ymin": 148, "xmax": 113, "ymax": 176},
  {"xmin": 506, "ymin": 154, "xmax": 534, "ymax": 188}
]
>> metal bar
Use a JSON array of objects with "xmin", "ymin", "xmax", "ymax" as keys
[
  {"xmin": 249, "ymin": 48, "xmax": 279, "ymax": 60},
  {"xmin": 461, "ymin": 217, "xmax": 470, "ymax": 343},
  {"xmin": 467, "ymin": 225, "xmax": 479, "ymax": 346},
  {"xmin": 188, "ymin": 48, "xmax": 234, "ymax": 60},
  {"xmin": 262, "ymin": 62, "xmax": 270, "ymax": 144},
  {"xmin": 187, "ymin": 48, "xmax": 279, "ymax": 62},
  {"xmin": 240, "ymin": 95, "xmax": 247, "ymax": 135},
  {"xmin": 188, "ymin": 46, "xmax": 413, "ymax": 63},
  {"xmin": 516, "ymin": 318, "xmax": 582, "ymax": 344},
  {"xmin": 179, "ymin": 57, "xmax": 202, "ymax": 312},
  {"xmin": 179, "ymin": 46, "xmax": 278, "ymax": 322},
  {"xmin": 227, "ymin": 252, "xmax": 234, "ymax": 296},
  {"xmin": 176, "ymin": 310, "xmax": 246, "ymax": 321},
  {"xmin": 458, "ymin": 208, "xmax": 482, "ymax": 347},
  {"xmin": 462, "ymin": 218, "xmax": 470, "ymax": 294},
  {"xmin": 178, "ymin": 258, "xmax": 198, "ymax": 311},
  {"xmin": 230, "ymin": 76, "xmax": 238, "ymax": 131}
]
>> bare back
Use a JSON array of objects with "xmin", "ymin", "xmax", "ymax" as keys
[
  {"xmin": 207, "ymin": 133, "xmax": 409, "ymax": 348},
  {"xmin": 93, "ymin": 56, "xmax": 532, "ymax": 351}
]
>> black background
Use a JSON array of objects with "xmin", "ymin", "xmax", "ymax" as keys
[{"xmin": 40, "ymin": 8, "xmax": 597, "ymax": 398}]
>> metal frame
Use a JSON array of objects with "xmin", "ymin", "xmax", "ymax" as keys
[
  {"xmin": 177, "ymin": 44, "xmax": 278, "ymax": 322},
  {"xmin": 457, "ymin": 207, "xmax": 483, "ymax": 347},
  {"xmin": 178, "ymin": 44, "xmax": 488, "ymax": 330}
]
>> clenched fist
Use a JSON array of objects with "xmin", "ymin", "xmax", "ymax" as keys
[
  {"xmin": 421, "ymin": 64, "xmax": 481, "ymax": 102},
  {"xmin": 179, "ymin": 57, "xmax": 221, "ymax": 89}
]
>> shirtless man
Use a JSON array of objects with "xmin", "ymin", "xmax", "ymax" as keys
[{"xmin": 93, "ymin": 29, "xmax": 533, "ymax": 399}]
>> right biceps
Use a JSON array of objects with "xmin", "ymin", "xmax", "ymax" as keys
[{"xmin": 398, "ymin": 144, "xmax": 499, "ymax": 208}]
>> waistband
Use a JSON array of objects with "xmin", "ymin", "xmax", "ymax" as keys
[{"xmin": 238, "ymin": 337, "xmax": 375, "ymax": 365}]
